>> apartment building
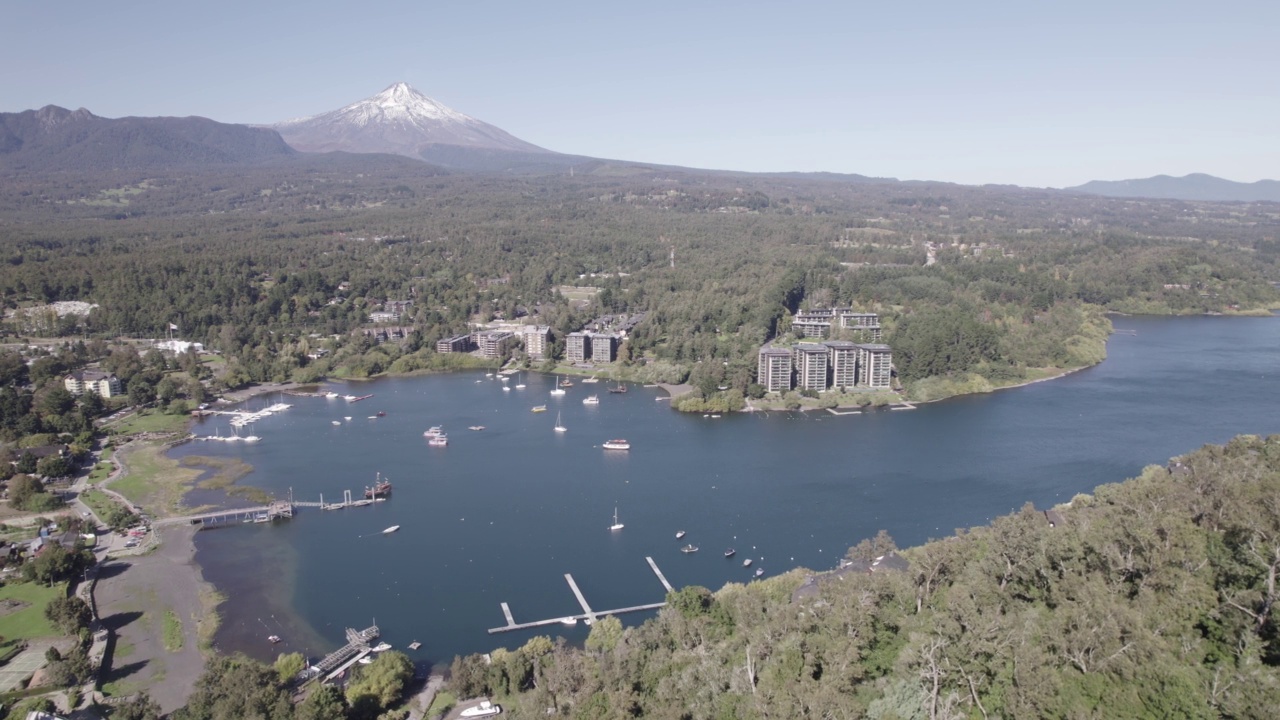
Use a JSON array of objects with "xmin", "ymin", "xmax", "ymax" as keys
[
  {"xmin": 436, "ymin": 334, "xmax": 474, "ymax": 354},
  {"xmin": 521, "ymin": 325, "xmax": 552, "ymax": 359},
  {"xmin": 566, "ymin": 332, "xmax": 589, "ymax": 364},
  {"xmin": 792, "ymin": 308, "xmax": 836, "ymax": 338},
  {"xmin": 476, "ymin": 330, "xmax": 516, "ymax": 360},
  {"xmin": 589, "ymin": 333, "xmax": 617, "ymax": 363},
  {"xmin": 839, "ymin": 311, "xmax": 883, "ymax": 342},
  {"xmin": 823, "ymin": 340, "xmax": 859, "ymax": 389},
  {"xmin": 856, "ymin": 343, "xmax": 893, "ymax": 389},
  {"xmin": 64, "ymin": 370, "xmax": 122, "ymax": 398},
  {"xmin": 756, "ymin": 348, "xmax": 794, "ymax": 393},
  {"xmin": 793, "ymin": 343, "xmax": 831, "ymax": 391}
]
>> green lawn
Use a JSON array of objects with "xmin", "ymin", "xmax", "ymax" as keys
[
  {"xmin": 162, "ymin": 610, "xmax": 183, "ymax": 652},
  {"xmin": 0, "ymin": 582, "xmax": 65, "ymax": 640},
  {"xmin": 88, "ymin": 461, "xmax": 114, "ymax": 482},
  {"xmin": 112, "ymin": 409, "xmax": 191, "ymax": 435},
  {"xmin": 109, "ymin": 442, "xmax": 201, "ymax": 516},
  {"xmin": 80, "ymin": 490, "xmax": 128, "ymax": 521}
]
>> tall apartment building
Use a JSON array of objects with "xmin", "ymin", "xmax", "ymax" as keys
[
  {"xmin": 793, "ymin": 343, "xmax": 830, "ymax": 391},
  {"xmin": 756, "ymin": 348, "xmax": 794, "ymax": 393},
  {"xmin": 856, "ymin": 343, "xmax": 893, "ymax": 389},
  {"xmin": 792, "ymin": 308, "xmax": 836, "ymax": 338},
  {"xmin": 823, "ymin": 340, "xmax": 859, "ymax": 389},
  {"xmin": 521, "ymin": 325, "xmax": 552, "ymax": 359},
  {"xmin": 476, "ymin": 331, "xmax": 516, "ymax": 360},
  {"xmin": 566, "ymin": 332, "xmax": 589, "ymax": 364},
  {"xmin": 64, "ymin": 371, "xmax": 122, "ymax": 398},
  {"xmin": 589, "ymin": 333, "xmax": 617, "ymax": 363},
  {"xmin": 839, "ymin": 311, "xmax": 882, "ymax": 342},
  {"xmin": 436, "ymin": 334, "xmax": 474, "ymax": 354}
]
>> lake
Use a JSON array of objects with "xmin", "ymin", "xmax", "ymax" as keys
[{"xmin": 174, "ymin": 314, "xmax": 1280, "ymax": 667}]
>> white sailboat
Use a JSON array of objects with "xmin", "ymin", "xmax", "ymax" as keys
[
  {"xmin": 554, "ymin": 411, "xmax": 567, "ymax": 433},
  {"xmin": 550, "ymin": 376, "xmax": 566, "ymax": 396},
  {"xmin": 609, "ymin": 507, "xmax": 624, "ymax": 531},
  {"xmin": 515, "ymin": 372, "xmax": 526, "ymax": 389}
]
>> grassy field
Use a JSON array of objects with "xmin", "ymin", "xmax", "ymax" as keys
[
  {"xmin": 110, "ymin": 442, "xmax": 202, "ymax": 516},
  {"xmin": 0, "ymin": 582, "xmax": 65, "ymax": 640},
  {"xmin": 111, "ymin": 409, "xmax": 191, "ymax": 435},
  {"xmin": 162, "ymin": 610, "xmax": 183, "ymax": 652},
  {"xmin": 426, "ymin": 690, "xmax": 456, "ymax": 717},
  {"xmin": 80, "ymin": 489, "xmax": 129, "ymax": 521},
  {"xmin": 87, "ymin": 461, "xmax": 115, "ymax": 482}
]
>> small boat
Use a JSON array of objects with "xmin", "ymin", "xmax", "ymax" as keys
[
  {"xmin": 460, "ymin": 701, "xmax": 502, "ymax": 718},
  {"xmin": 582, "ymin": 395, "xmax": 599, "ymax": 405},
  {"xmin": 325, "ymin": 392, "xmax": 339, "ymax": 399},
  {"xmin": 268, "ymin": 635, "xmax": 281, "ymax": 643},
  {"xmin": 515, "ymin": 374, "xmax": 526, "ymax": 389},
  {"xmin": 681, "ymin": 544, "xmax": 699, "ymax": 554},
  {"xmin": 559, "ymin": 617, "xmax": 577, "ymax": 626},
  {"xmin": 560, "ymin": 377, "xmax": 574, "ymax": 387},
  {"xmin": 502, "ymin": 386, "xmax": 511, "ymax": 392},
  {"xmin": 531, "ymin": 405, "xmax": 547, "ymax": 413},
  {"xmin": 423, "ymin": 426, "xmax": 443, "ymax": 437},
  {"xmin": 755, "ymin": 568, "xmax": 764, "ymax": 577},
  {"xmin": 485, "ymin": 373, "xmax": 494, "ymax": 377},
  {"xmin": 609, "ymin": 383, "xmax": 627, "ymax": 394},
  {"xmin": 582, "ymin": 376, "xmax": 600, "ymax": 384},
  {"xmin": 376, "ymin": 411, "xmax": 386, "ymax": 417},
  {"xmin": 469, "ymin": 425, "xmax": 486, "ymax": 431},
  {"xmin": 609, "ymin": 507, "xmax": 624, "ymax": 531},
  {"xmin": 724, "ymin": 548, "xmax": 736, "ymax": 558},
  {"xmin": 331, "ymin": 420, "xmax": 341, "ymax": 426},
  {"xmin": 243, "ymin": 435, "xmax": 260, "ymax": 443},
  {"xmin": 554, "ymin": 411, "xmax": 567, "ymax": 433},
  {"xmin": 743, "ymin": 558, "xmax": 752, "ymax": 567},
  {"xmin": 549, "ymin": 385, "xmax": 566, "ymax": 397},
  {"xmin": 603, "ymin": 439, "xmax": 630, "ymax": 450},
  {"xmin": 344, "ymin": 416, "xmax": 352, "ymax": 421},
  {"xmin": 371, "ymin": 642, "xmax": 392, "ymax": 652},
  {"xmin": 675, "ymin": 530, "xmax": 686, "ymax": 539},
  {"xmin": 429, "ymin": 435, "xmax": 448, "ymax": 446},
  {"xmin": 367, "ymin": 415, "xmax": 379, "ymax": 420},
  {"xmin": 500, "ymin": 376, "xmax": 509, "ymax": 383},
  {"xmin": 358, "ymin": 657, "xmax": 373, "ymax": 664},
  {"xmin": 382, "ymin": 526, "xmax": 400, "ymax": 534},
  {"xmin": 408, "ymin": 641, "xmax": 422, "ymax": 650}
]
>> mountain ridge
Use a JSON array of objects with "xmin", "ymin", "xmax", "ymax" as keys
[{"xmin": 1068, "ymin": 173, "xmax": 1280, "ymax": 203}]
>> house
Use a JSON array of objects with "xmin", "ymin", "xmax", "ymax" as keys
[{"xmin": 64, "ymin": 370, "xmax": 122, "ymax": 398}]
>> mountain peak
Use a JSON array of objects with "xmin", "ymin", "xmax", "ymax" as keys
[{"xmin": 272, "ymin": 83, "xmax": 548, "ymax": 158}]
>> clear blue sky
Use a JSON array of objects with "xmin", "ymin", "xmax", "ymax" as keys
[{"xmin": 2, "ymin": 0, "xmax": 1276, "ymax": 187}]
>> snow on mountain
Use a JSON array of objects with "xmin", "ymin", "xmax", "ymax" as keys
[{"xmin": 272, "ymin": 83, "xmax": 549, "ymax": 158}]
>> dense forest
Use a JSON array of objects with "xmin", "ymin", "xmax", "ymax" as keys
[{"xmin": 1, "ymin": 163, "xmax": 1276, "ymax": 407}]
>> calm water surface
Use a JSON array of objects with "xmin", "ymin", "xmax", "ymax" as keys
[{"xmin": 175, "ymin": 315, "xmax": 1280, "ymax": 666}]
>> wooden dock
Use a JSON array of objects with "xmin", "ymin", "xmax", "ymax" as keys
[{"xmin": 488, "ymin": 557, "xmax": 673, "ymax": 634}]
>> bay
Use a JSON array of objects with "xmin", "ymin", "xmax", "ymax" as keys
[{"xmin": 174, "ymin": 315, "xmax": 1280, "ymax": 666}]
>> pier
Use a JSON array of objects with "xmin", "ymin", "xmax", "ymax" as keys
[
  {"xmin": 488, "ymin": 557, "xmax": 673, "ymax": 634},
  {"xmin": 301, "ymin": 625, "xmax": 380, "ymax": 684},
  {"xmin": 156, "ymin": 501, "xmax": 294, "ymax": 527}
]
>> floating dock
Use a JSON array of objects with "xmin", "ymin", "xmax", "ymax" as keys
[{"xmin": 488, "ymin": 556, "xmax": 672, "ymax": 634}]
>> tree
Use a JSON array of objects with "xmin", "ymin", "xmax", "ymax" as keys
[
  {"xmin": 113, "ymin": 692, "xmax": 163, "ymax": 720},
  {"xmin": 172, "ymin": 654, "xmax": 294, "ymax": 720},
  {"xmin": 297, "ymin": 683, "xmax": 347, "ymax": 720},
  {"xmin": 584, "ymin": 615, "xmax": 624, "ymax": 653},
  {"xmin": 37, "ymin": 454, "xmax": 74, "ymax": 479},
  {"xmin": 128, "ymin": 379, "xmax": 156, "ymax": 407},
  {"xmin": 45, "ymin": 596, "xmax": 92, "ymax": 635},
  {"xmin": 273, "ymin": 651, "xmax": 306, "ymax": 682},
  {"xmin": 345, "ymin": 650, "xmax": 414, "ymax": 713}
]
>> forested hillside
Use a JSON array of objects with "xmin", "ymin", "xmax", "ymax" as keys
[
  {"xmin": 447, "ymin": 434, "xmax": 1280, "ymax": 719},
  {"xmin": 1, "ymin": 165, "xmax": 1277, "ymax": 403}
]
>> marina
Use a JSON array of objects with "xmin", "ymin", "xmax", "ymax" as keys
[{"xmin": 489, "ymin": 557, "xmax": 673, "ymax": 634}]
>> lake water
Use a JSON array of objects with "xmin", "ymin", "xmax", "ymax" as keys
[{"xmin": 174, "ymin": 315, "xmax": 1280, "ymax": 667}]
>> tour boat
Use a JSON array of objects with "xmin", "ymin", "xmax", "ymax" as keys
[
  {"xmin": 724, "ymin": 548, "xmax": 736, "ymax": 558},
  {"xmin": 423, "ymin": 426, "xmax": 443, "ymax": 437},
  {"xmin": 268, "ymin": 635, "xmax": 281, "ymax": 643},
  {"xmin": 602, "ymin": 439, "xmax": 630, "ymax": 450},
  {"xmin": 531, "ymin": 405, "xmax": 547, "ymax": 413},
  {"xmin": 743, "ymin": 558, "xmax": 752, "ymax": 567},
  {"xmin": 582, "ymin": 394, "xmax": 599, "ymax": 405},
  {"xmin": 554, "ymin": 412, "xmax": 567, "ymax": 433},
  {"xmin": 331, "ymin": 420, "xmax": 341, "ymax": 426},
  {"xmin": 675, "ymin": 530, "xmax": 686, "ymax": 539},
  {"xmin": 382, "ymin": 526, "xmax": 400, "ymax": 534},
  {"xmin": 609, "ymin": 507, "xmax": 624, "ymax": 531},
  {"xmin": 681, "ymin": 544, "xmax": 699, "ymax": 554},
  {"xmin": 428, "ymin": 435, "xmax": 448, "ymax": 447}
]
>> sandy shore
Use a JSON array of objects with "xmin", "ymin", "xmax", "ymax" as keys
[{"xmin": 94, "ymin": 524, "xmax": 214, "ymax": 713}]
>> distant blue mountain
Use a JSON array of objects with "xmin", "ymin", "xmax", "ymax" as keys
[{"xmin": 1068, "ymin": 173, "xmax": 1280, "ymax": 203}]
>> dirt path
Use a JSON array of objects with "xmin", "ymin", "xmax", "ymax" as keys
[{"xmin": 93, "ymin": 524, "xmax": 211, "ymax": 714}]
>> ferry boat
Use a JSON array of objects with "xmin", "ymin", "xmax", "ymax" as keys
[
  {"xmin": 602, "ymin": 439, "xmax": 630, "ymax": 450},
  {"xmin": 582, "ymin": 395, "xmax": 600, "ymax": 405},
  {"xmin": 681, "ymin": 544, "xmax": 699, "ymax": 554}
]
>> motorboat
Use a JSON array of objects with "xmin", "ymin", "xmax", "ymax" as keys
[
  {"xmin": 724, "ymin": 548, "xmax": 736, "ymax": 558},
  {"xmin": 268, "ymin": 635, "xmax": 281, "ymax": 643},
  {"xmin": 460, "ymin": 701, "xmax": 502, "ymax": 718},
  {"xmin": 469, "ymin": 426, "xmax": 486, "ymax": 431},
  {"xmin": 755, "ymin": 568, "xmax": 764, "ymax": 577},
  {"xmin": 531, "ymin": 405, "xmax": 547, "ymax": 413},
  {"xmin": 559, "ymin": 617, "xmax": 577, "ymax": 626},
  {"xmin": 428, "ymin": 435, "xmax": 448, "ymax": 446},
  {"xmin": 382, "ymin": 526, "xmax": 400, "ymax": 534},
  {"xmin": 609, "ymin": 507, "xmax": 624, "ymax": 531},
  {"xmin": 371, "ymin": 642, "xmax": 392, "ymax": 652},
  {"xmin": 582, "ymin": 376, "xmax": 600, "ymax": 384},
  {"xmin": 344, "ymin": 416, "xmax": 352, "ymax": 421},
  {"xmin": 376, "ymin": 411, "xmax": 386, "ymax": 417},
  {"xmin": 358, "ymin": 657, "xmax": 373, "ymax": 664},
  {"xmin": 675, "ymin": 531, "xmax": 686, "ymax": 539},
  {"xmin": 325, "ymin": 392, "xmax": 339, "ymax": 399},
  {"xmin": 743, "ymin": 558, "xmax": 752, "ymax": 567},
  {"xmin": 602, "ymin": 439, "xmax": 630, "ymax": 450},
  {"xmin": 582, "ymin": 395, "xmax": 599, "ymax": 405},
  {"xmin": 560, "ymin": 378, "xmax": 574, "ymax": 387},
  {"xmin": 502, "ymin": 385, "xmax": 511, "ymax": 392},
  {"xmin": 681, "ymin": 544, "xmax": 699, "ymax": 554},
  {"xmin": 423, "ymin": 426, "xmax": 443, "ymax": 437},
  {"xmin": 331, "ymin": 420, "xmax": 341, "ymax": 426}
]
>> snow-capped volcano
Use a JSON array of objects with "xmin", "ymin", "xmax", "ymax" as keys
[{"xmin": 272, "ymin": 82, "xmax": 548, "ymax": 158}]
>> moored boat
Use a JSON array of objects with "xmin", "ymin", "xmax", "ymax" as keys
[
  {"xmin": 559, "ymin": 617, "xmax": 577, "ymax": 626},
  {"xmin": 724, "ymin": 548, "xmax": 736, "ymax": 558},
  {"xmin": 268, "ymin": 635, "xmax": 281, "ymax": 643},
  {"xmin": 423, "ymin": 426, "xmax": 443, "ymax": 437},
  {"xmin": 582, "ymin": 394, "xmax": 599, "ymax": 405},
  {"xmin": 602, "ymin": 439, "xmax": 630, "ymax": 450},
  {"xmin": 609, "ymin": 383, "xmax": 627, "ymax": 394},
  {"xmin": 675, "ymin": 530, "xmax": 686, "ymax": 539},
  {"xmin": 365, "ymin": 473, "xmax": 392, "ymax": 498},
  {"xmin": 531, "ymin": 405, "xmax": 547, "ymax": 413},
  {"xmin": 428, "ymin": 435, "xmax": 448, "ymax": 446},
  {"xmin": 755, "ymin": 568, "xmax": 764, "ymax": 577},
  {"xmin": 681, "ymin": 544, "xmax": 699, "ymax": 554},
  {"xmin": 743, "ymin": 558, "xmax": 752, "ymax": 567}
]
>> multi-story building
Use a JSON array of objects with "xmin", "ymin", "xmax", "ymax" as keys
[
  {"xmin": 823, "ymin": 340, "xmax": 859, "ymax": 389},
  {"xmin": 368, "ymin": 311, "xmax": 399, "ymax": 323},
  {"xmin": 476, "ymin": 331, "xmax": 516, "ymax": 360},
  {"xmin": 793, "ymin": 343, "xmax": 830, "ymax": 391},
  {"xmin": 839, "ymin": 311, "xmax": 882, "ymax": 342},
  {"xmin": 589, "ymin": 333, "xmax": 617, "ymax": 363},
  {"xmin": 792, "ymin": 308, "xmax": 836, "ymax": 338},
  {"xmin": 857, "ymin": 344, "xmax": 893, "ymax": 389},
  {"xmin": 436, "ymin": 334, "xmax": 474, "ymax": 354},
  {"xmin": 64, "ymin": 370, "xmax": 122, "ymax": 398},
  {"xmin": 521, "ymin": 325, "xmax": 552, "ymax": 359},
  {"xmin": 566, "ymin": 332, "xmax": 589, "ymax": 364},
  {"xmin": 757, "ymin": 347, "xmax": 794, "ymax": 393}
]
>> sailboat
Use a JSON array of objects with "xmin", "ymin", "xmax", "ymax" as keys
[
  {"xmin": 609, "ymin": 507, "xmax": 624, "ymax": 531},
  {"xmin": 515, "ymin": 372, "xmax": 526, "ymax": 390},
  {"xmin": 554, "ymin": 411, "xmax": 567, "ymax": 433},
  {"xmin": 550, "ymin": 377, "xmax": 566, "ymax": 397}
]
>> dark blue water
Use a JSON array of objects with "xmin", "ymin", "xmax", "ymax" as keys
[{"xmin": 178, "ymin": 315, "xmax": 1280, "ymax": 665}]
